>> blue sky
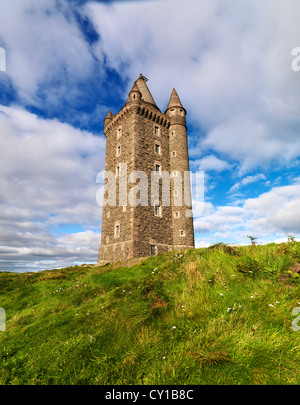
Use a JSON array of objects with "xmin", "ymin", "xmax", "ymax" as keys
[{"xmin": 0, "ymin": 0, "xmax": 300, "ymax": 272}]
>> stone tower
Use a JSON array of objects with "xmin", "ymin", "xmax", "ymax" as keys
[{"xmin": 98, "ymin": 74, "xmax": 194, "ymax": 263}]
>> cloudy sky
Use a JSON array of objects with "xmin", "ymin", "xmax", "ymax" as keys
[{"xmin": 0, "ymin": 0, "xmax": 300, "ymax": 272}]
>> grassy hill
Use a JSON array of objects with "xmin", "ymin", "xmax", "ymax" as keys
[{"xmin": 0, "ymin": 241, "xmax": 300, "ymax": 385}]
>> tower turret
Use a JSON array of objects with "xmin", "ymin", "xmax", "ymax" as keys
[
  {"xmin": 165, "ymin": 88, "xmax": 194, "ymax": 249},
  {"xmin": 126, "ymin": 82, "xmax": 142, "ymax": 113},
  {"xmin": 165, "ymin": 88, "xmax": 187, "ymax": 126},
  {"xmin": 103, "ymin": 109, "xmax": 114, "ymax": 136}
]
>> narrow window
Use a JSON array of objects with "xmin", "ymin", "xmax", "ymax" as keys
[
  {"xmin": 116, "ymin": 165, "xmax": 120, "ymax": 177},
  {"xmin": 117, "ymin": 127, "xmax": 122, "ymax": 138},
  {"xmin": 115, "ymin": 224, "xmax": 120, "ymax": 238},
  {"xmin": 172, "ymin": 151, "xmax": 176, "ymax": 157},
  {"xmin": 155, "ymin": 164, "xmax": 161, "ymax": 173},
  {"xmin": 150, "ymin": 245, "xmax": 156, "ymax": 256},
  {"xmin": 171, "ymin": 131, "xmax": 175, "ymax": 136},
  {"xmin": 155, "ymin": 144, "xmax": 160, "ymax": 154},
  {"xmin": 154, "ymin": 125, "xmax": 159, "ymax": 135},
  {"xmin": 180, "ymin": 230, "xmax": 185, "ymax": 237},
  {"xmin": 117, "ymin": 145, "xmax": 121, "ymax": 156},
  {"xmin": 154, "ymin": 205, "xmax": 161, "ymax": 217},
  {"xmin": 174, "ymin": 211, "xmax": 180, "ymax": 218}
]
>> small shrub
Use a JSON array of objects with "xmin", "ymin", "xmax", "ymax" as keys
[
  {"xmin": 247, "ymin": 235, "xmax": 257, "ymax": 245},
  {"xmin": 208, "ymin": 243, "xmax": 241, "ymax": 256},
  {"xmin": 236, "ymin": 256, "xmax": 262, "ymax": 274}
]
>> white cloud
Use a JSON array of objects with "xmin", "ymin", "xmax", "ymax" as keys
[
  {"xmin": 0, "ymin": 0, "xmax": 95, "ymax": 105},
  {"xmin": 195, "ymin": 183, "xmax": 300, "ymax": 243},
  {"xmin": 193, "ymin": 155, "xmax": 232, "ymax": 172},
  {"xmin": 202, "ymin": 115, "xmax": 300, "ymax": 175},
  {"xmin": 194, "ymin": 205, "xmax": 244, "ymax": 233},
  {"xmin": 0, "ymin": 229, "xmax": 102, "ymax": 272},
  {"xmin": 84, "ymin": 0, "xmax": 300, "ymax": 173},
  {"xmin": 244, "ymin": 185, "xmax": 300, "ymax": 234},
  {"xmin": 0, "ymin": 105, "xmax": 105, "ymax": 271},
  {"xmin": 229, "ymin": 173, "xmax": 266, "ymax": 193},
  {"xmin": 57, "ymin": 230, "xmax": 101, "ymax": 252},
  {"xmin": 195, "ymin": 240, "xmax": 211, "ymax": 248}
]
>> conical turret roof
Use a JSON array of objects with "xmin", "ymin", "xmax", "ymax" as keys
[
  {"xmin": 165, "ymin": 88, "xmax": 185, "ymax": 113},
  {"xmin": 135, "ymin": 73, "xmax": 158, "ymax": 108},
  {"xmin": 129, "ymin": 82, "xmax": 141, "ymax": 94},
  {"xmin": 106, "ymin": 108, "xmax": 113, "ymax": 117},
  {"xmin": 104, "ymin": 109, "xmax": 113, "ymax": 120}
]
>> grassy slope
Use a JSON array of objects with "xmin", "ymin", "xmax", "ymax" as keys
[{"xmin": 0, "ymin": 242, "xmax": 300, "ymax": 385}]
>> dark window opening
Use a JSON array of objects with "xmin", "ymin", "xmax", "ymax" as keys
[{"xmin": 150, "ymin": 245, "xmax": 156, "ymax": 256}]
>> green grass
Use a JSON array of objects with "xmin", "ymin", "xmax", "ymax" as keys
[{"xmin": 0, "ymin": 242, "xmax": 300, "ymax": 385}]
